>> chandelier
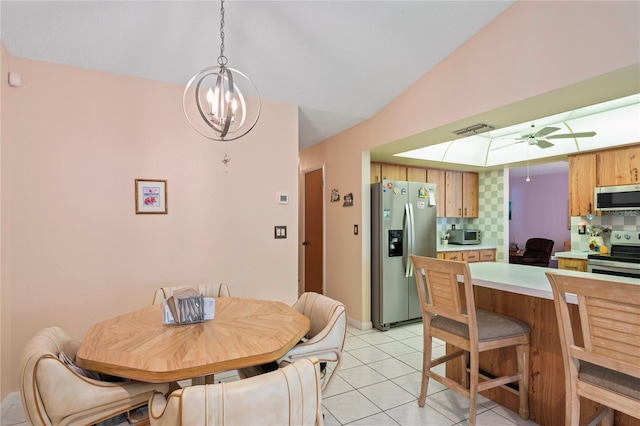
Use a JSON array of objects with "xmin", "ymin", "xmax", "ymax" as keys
[{"xmin": 183, "ymin": 0, "xmax": 260, "ymax": 141}]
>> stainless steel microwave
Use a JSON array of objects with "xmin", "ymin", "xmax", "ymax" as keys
[
  {"xmin": 594, "ymin": 184, "xmax": 640, "ymax": 211},
  {"xmin": 448, "ymin": 229, "xmax": 481, "ymax": 245}
]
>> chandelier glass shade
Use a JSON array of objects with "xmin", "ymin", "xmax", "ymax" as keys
[{"xmin": 183, "ymin": 0, "xmax": 260, "ymax": 141}]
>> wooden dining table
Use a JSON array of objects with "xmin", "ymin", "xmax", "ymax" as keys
[{"xmin": 76, "ymin": 297, "xmax": 310, "ymax": 383}]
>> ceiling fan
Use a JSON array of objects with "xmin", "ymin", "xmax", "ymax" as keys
[
  {"xmin": 517, "ymin": 125, "xmax": 597, "ymax": 148},
  {"xmin": 493, "ymin": 124, "xmax": 597, "ymax": 150}
]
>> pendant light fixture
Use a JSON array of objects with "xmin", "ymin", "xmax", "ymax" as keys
[{"xmin": 183, "ymin": 0, "xmax": 260, "ymax": 142}]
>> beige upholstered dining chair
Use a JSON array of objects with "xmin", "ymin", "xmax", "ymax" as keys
[
  {"xmin": 151, "ymin": 282, "xmax": 230, "ymax": 305},
  {"xmin": 238, "ymin": 292, "xmax": 347, "ymax": 395},
  {"xmin": 546, "ymin": 272, "xmax": 640, "ymax": 426},
  {"xmin": 149, "ymin": 357, "xmax": 324, "ymax": 426},
  {"xmin": 409, "ymin": 255, "xmax": 530, "ymax": 426},
  {"xmin": 20, "ymin": 326, "xmax": 169, "ymax": 426}
]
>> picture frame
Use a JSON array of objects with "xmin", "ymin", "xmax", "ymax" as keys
[
  {"xmin": 343, "ymin": 192, "xmax": 353, "ymax": 207},
  {"xmin": 135, "ymin": 179, "xmax": 167, "ymax": 214}
]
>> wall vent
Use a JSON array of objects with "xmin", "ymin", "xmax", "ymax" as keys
[{"xmin": 452, "ymin": 123, "xmax": 495, "ymax": 136}]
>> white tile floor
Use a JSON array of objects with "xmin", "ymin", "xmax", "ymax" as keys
[{"xmin": 2, "ymin": 322, "xmax": 540, "ymax": 426}]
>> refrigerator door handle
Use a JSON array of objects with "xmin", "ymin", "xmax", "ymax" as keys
[{"xmin": 404, "ymin": 203, "xmax": 415, "ymax": 277}]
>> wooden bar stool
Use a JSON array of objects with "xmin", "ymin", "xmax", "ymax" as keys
[
  {"xmin": 547, "ymin": 272, "xmax": 640, "ymax": 426},
  {"xmin": 409, "ymin": 255, "xmax": 530, "ymax": 426}
]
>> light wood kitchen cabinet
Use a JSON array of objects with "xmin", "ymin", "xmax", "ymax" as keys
[
  {"xmin": 558, "ymin": 258, "xmax": 587, "ymax": 272},
  {"xmin": 370, "ymin": 163, "xmax": 382, "ymax": 183},
  {"xmin": 464, "ymin": 251, "xmax": 480, "ymax": 262},
  {"xmin": 371, "ymin": 162, "xmax": 408, "ymax": 183},
  {"xmin": 568, "ymin": 153, "xmax": 597, "ymax": 216},
  {"xmin": 407, "ymin": 166, "xmax": 427, "ymax": 182},
  {"xmin": 479, "ymin": 249, "xmax": 496, "ymax": 262},
  {"xmin": 445, "ymin": 171, "xmax": 479, "ymax": 218},
  {"xmin": 427, "ymin": 169, "xmax": 446, "ymax": 217},
  {"xmin": 596, "ymin": 144, "xmax": 640, "ymax": 186},
  {"xmin": 463, "ymin": 172, "xmax": 479, "ymax": 217},
  {"xmin": 370, "ymin": 163, "xmax": 477, "ymax": 218},
  {"xmin": 381, "ymin": 163, "xmax": 407, "ymax": 181},
  {"xmin": 438, "ymin": 248, "xmax": 495, "ymax": 263},
  {"xmin": 441, "ymin": 251, "xmax": 464, "ymax": 261},
  {"xmin": 445, "ymin": 171, "xmax": 462, "ymax": 217}
]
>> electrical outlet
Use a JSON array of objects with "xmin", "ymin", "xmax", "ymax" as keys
[{"xmin": 274, "ymin": 226, "xmax": 287, "ymax": 239}]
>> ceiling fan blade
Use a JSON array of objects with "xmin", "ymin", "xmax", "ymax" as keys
[
  {"xmin": 534, "ymin": 126, "xmax": 560, "ymax": 138},
  {"xmin": 546, "ymin": 131, "xmax": 596, "ymax": 139},
  {"xmin": 536, "ymin": 139, "xmax": 554, "ymax": 149}
]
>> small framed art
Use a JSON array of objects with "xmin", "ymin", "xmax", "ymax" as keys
[{"xmin": 135, "ymin": 179, "xmax": 167, "ymax": 214}]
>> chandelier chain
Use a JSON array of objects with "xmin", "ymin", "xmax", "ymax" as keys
[{"xmin": 217, "ymin": 0, "xmax": 228, "ymax": 67}]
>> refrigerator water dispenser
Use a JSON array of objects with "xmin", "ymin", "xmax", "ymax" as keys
[{"xmin": 388, "ymin": 230, "xmax": 403, "ymax": 257}]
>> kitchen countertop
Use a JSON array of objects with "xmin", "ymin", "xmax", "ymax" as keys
[
  {"xmin": 554, "ymin": 251, "xmax": 592, "ymax": 260},
  {"xmin": 468, "ymin": 262, "xmax": 639, "ymax": 304},
  {"xmin": 437, "ymin": 243, "xmax": 497, "ymax": 252}
]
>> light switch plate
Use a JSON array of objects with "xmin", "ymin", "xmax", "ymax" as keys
[{"xmin": 274, "ymin": 226, "xmax": 287, "ymax": 239}]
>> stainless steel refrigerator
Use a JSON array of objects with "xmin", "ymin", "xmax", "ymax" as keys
[{"xmin": 371, "ymin": 180, "xmax": 437, "ymax": 330}]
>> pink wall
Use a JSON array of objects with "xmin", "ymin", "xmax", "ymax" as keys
[
  {"xmin": 509, "ymin": 172, "xmax": 571, "ymax": 266},
  {"xmin": 1, "ymin": 44, "xmax": 9, "ymax": 401},
  {"xmin": 299, "ymin": 1, "xmax": 640, "ymax": 327},
  {"xmin": 1, "ymin": 53, "xmax": 299, "ymax": 397}
]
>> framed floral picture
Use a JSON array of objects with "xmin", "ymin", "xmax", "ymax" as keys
[{"xmin": 135, "ymin": 179, "xmax": 167, "ymax": 214}]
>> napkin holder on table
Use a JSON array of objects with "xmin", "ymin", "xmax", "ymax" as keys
[{"xmin": 162, "ymin": 287, "xmax": 215, "ymax": 325}]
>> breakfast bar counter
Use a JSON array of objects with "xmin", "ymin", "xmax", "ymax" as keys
[
  {"xmin": 469, "ymin": 261, "xmax": 638, "ymax": 299},
  {"xmin": 446, "ymin": 263, "xmax": 640, "ymax": 426}
]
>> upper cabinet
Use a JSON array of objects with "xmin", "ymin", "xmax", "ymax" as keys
[
  {"xmin": 371, "ymin": 163, "xmax": 408, "ymax": 183},
  {"xmin": 370, "ymin": 163, "xmax": 382, "ymax": 183},
  {"xmin": 381, "ymin": 163, "xmax": 407, "ymax": 181},
  {"xmin": 463, "ymin": 172, "xmax": 479, "ymax": 218},
  {"xmin": 596, "ymin": 145, "xmax": 640, "ymax": 186},
  {"xmin": 568, "ymin": 143, "xmax": 640, "ymax": 217},
  {"xmin": 370, "ymin": 162, "xmax": 478, "ymax": 218},
  {"xmin": 445, "ymin": 171, "xmax": 478, "ymax": 218},
  {"xmin": 569, "ymin": 153, "xmax": 597, "ymax": 216},
  {"xmin": 406, "ymin": 166, "xmax": 427, "ymax": 182}
]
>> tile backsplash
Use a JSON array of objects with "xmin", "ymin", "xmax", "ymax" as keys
[{"xmin": 570, "ymin": 211, "xmax": 640, "ymax": 251}]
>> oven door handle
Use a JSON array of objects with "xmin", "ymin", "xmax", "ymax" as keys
[{"xmin": 588, "ymin": 258, "xmax": 640, "ymax": 270}]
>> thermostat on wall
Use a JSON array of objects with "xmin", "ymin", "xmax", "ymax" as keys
[{"xmin": 277, "ymin": 193, "xmax": 289, "ymax": 204}]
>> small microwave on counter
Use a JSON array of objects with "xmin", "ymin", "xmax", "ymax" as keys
[{"xmin": 448, "ymin": 229, "xmax": 481, "ymax": 245}]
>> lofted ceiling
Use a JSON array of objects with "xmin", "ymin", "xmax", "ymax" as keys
[
  {"xmin": 2, "ymin": 1, "xmax": 638, "ymax": 175},
  {"xmin": 0, "ymin": 0, "xmax": 514, "ymax": 150}
]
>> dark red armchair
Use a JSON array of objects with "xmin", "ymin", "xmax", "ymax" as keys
[{"xmin": 509, "ymin": 238, "xmax": 555, "ymax": 267}]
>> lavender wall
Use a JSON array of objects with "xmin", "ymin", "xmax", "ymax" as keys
[{"xmin": 509, "ymin": 172, "xmax": 571, "ymax": 266}]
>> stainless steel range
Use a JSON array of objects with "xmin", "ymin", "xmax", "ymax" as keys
[{"xmin": 587, "ymin": 231, "xmax": 640, "ymax": 279}]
